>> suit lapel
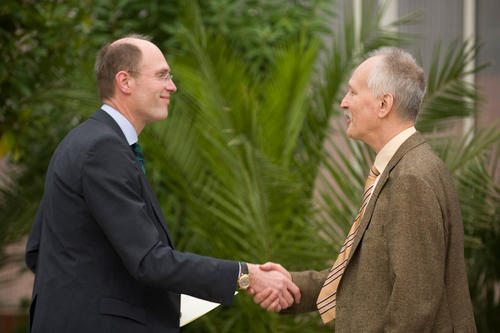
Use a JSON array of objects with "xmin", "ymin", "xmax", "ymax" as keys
[
  {"xmin": 92, "ymin": 109, "xmax": 175, "ymax": 248},
  {"xmin": 347, "ymin": 132, "xmax": 426, "ymax": 263}
]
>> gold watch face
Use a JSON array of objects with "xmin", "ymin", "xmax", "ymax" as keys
[{"xmin": 238, "ymin": 274, "xmax": 251, "ymax": 289}]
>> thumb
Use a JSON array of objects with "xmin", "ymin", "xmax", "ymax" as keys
[{"xmin": 259, "ymin": 262, "xmax": 275, "ymax": 271}]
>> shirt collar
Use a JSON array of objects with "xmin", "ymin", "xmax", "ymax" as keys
[
  {"xmin": 374, "ymin": 126, "xmax": 416, "ymax": 175},
  {"xmin": 101, "ymin": 104, "xmax": 138, "ymax": 145}
]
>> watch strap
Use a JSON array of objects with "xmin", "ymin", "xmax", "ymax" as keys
[{"xmin": 240, "ymin": 262, "xmax": 248, "ymax": 275}]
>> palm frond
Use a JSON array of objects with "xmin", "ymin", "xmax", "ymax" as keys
[
  {"xmin": 258, "ymin": 39, "xmax": 319, "ymax": 166},
  {"xmin": 430, "ymin": 124, "xmax": 500, "ymax": 173},
  {"xmin": 419, "ymin": 41, "xmax": 489, "ymax": 132},
  {"xmin": 454, "ymin": 142, "xmax": 500, "ymax": 330}
]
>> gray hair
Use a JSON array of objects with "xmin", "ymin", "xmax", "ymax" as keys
[{"xmin": 366, "ymin": 47, "xmax": 426, "ymax": 122}]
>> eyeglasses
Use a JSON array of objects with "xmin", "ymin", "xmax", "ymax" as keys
[
  {"xmin": 128, "ymin": 71, "xmax": 173, "ymax": 82},
  {"xmin": 155, "ymin": 72, "xmax": 174, "ymax": 81}
]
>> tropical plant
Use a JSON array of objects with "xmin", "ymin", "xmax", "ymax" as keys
[
  {"xmin": 0, "ymin": 0, "xmax": 99, "ymax": 257},
  {"xmin": 453, "ymin": 127, "xmax": 500, "ymax": 333}
]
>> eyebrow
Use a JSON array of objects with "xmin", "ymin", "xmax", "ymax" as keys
[{"xmin": 155, "ymin": 68, "xmax": 171, "ymax": 75}]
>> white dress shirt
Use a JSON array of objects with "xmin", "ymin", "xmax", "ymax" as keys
[
  {"xmin": 369, "ymin": 126, "xmax": 417, "ymax": 201},
  {"xmin": 101, "ymin": 104, "xmax": 138, "ymax": 145}
]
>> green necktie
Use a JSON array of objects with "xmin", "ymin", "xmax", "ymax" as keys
[{"xmin": 130, "ymin": 142, "xmax": 146, "ymax": 174}]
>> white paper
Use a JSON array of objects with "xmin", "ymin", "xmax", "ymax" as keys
[{"xmin": 180, "ymin": 292, "xmax": 238, "ymax": 327}]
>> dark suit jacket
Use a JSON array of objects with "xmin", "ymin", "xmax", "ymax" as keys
[
  {"xmin": 283, "ymin": 132, "xmax": 476, "ymax": 332},
  {"xmin": 25, "ymin": 109, "xmax": 239, "ymax": 333}
]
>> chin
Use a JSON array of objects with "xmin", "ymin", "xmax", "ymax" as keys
[
  {"xmin": 157, "ymin": 108, "xmax": 169, "ymax": 120},
  {"xmin": 347, "ymin": 129, "xmax": 363, "ymax": 141},
  {"xmin": 149, "ymin": 112, "xmax": 168, "ymax": 123},
  {"xmin": 346, "ymin": 126, "xmax": 354, "ymax": 139}
]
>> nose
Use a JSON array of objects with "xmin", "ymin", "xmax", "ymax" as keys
[
  {"xmin": 167, "ymin": 79, "xmax": 177, "ymax": 93},
  {"xmin": 340, "ymin": 93, "xmax": 349, "ymax": 108}
]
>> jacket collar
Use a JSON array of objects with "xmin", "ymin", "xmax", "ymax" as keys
[{"xmin": 91, "ymin": 109, "xmax": 129, "ymax": 144}]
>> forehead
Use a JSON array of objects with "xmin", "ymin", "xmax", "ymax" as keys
[
  {"xmin": 135, "ymin": 40, "xmax": 170, "ymax": 72},
  {"xmin": 349, "ymin": 56, "xmax": 379, "ymax": 87}
]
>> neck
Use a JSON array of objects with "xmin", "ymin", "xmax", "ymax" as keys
[
  {"xmin": 369, "ymin": 122, "xmax": 414, "ymax": 153},
  {"xmin": 102, "ymin": 98, "xmax": 144, "ymax": 135}
]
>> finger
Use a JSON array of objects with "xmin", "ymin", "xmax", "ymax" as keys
[
  {"xmin": 246, "ymin": 287, "xmax": 255, "ymax": 295},
  {"xmin": 260, "ymin": 262, "xmax": 291, "ymax": 280},
  {"xmin": 259, "ymin": 262, "xmax": 274, "ymax": 271},
  {"xmin": 280, "ymin": 289, "xmax": 294, "ymax": 307},
  {"xmin": 259, "ymin": 290, "xmax": 279, "ymax": 310},
  {"xmin": 253, "ymin": 288, "xmax": 272, "ymax": 304},
  {"xmin": 287, "ymin": 280, "xmax": 301, "ymax": 304},
  {"xmin": 278, "ymin": 294, "xmax": 289, "ymax": 309},
  {"xmin": 266, "ymin": 297, "xmax": 281, "ymax": 312},
  {"xmin": 272, "ymin": 264, "xmax": 291, "ymax": 280},
  {"xmin": 260, "ymin": 292, "xmax": 279, "ymax": 310}
]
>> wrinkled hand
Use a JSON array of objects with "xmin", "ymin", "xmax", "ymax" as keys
[{"xmin": 246, "ymin": 262, "xmax": 300, "ymax": 312}]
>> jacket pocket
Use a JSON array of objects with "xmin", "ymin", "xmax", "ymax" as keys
[{"xmin": 99, "ymin": 297, "xmax": 147, "ymax": 325}]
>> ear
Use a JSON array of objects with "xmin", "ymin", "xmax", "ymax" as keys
[
  {"xmin": 115, "ymin": 71, "xmax": 134, "ymax": 95},
  {"xmin": 378, "ymin": 93, "xmax": 394, "ymax": 118}
]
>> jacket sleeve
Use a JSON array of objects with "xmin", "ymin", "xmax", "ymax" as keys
[
  {"xmin": 281, "ymin": 269, "xmax": 329, "ymax": 314},
  {"xmin": 82, "ymin": 136, "xmax": 238, "ymax": 305}
]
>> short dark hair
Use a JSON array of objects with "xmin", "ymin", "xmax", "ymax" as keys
[{"xmin": 94, "ymin": 34, "xmax": 152, "ymax": 101}]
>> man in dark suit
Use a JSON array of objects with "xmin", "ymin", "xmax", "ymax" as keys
[
  {"xmin": 252, "ymin": 48, "xmax": 476, "ymax": 332},
  {"xmin": 25, "ymin": 34, "xmax": 300, "ymax": 333}
]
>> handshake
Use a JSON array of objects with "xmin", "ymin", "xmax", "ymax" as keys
[{"xmin": 246, "ymin": 262, "xmax": 300, "ymax": 312}]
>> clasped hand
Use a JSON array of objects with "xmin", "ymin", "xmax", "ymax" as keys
[{"xmin": 247, "ymin": 262, "xmax": 300, "ymax": 312}]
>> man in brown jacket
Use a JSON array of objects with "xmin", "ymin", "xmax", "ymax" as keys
[{"xmin": 252, "ymin": 48, "xmax": 476, "ymax": 332}]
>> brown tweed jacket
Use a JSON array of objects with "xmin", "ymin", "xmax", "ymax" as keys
[{"xmin": 283, "ymin": 132, "xmax": 476, "ymax": 332}]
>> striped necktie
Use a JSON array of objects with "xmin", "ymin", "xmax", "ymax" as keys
[
  {"xmin": 130, "ymin": 142, "xmax": 146, "ymax": 174},
  {"xmin": 316, "ymin": 165, "xmax": 380, "ymax": 324}
]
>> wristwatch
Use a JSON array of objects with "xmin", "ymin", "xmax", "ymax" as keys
[{"xmin": 237, "ymin": 262, "xmax": 251, "ymax": 290}]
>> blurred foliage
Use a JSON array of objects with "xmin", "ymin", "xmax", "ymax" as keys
[
  {"xmin": 0, "ymin": 0, "xmax": 96, "ymax": 161},
  {"xmin": 0, "ymin": 0, "xmax": 98, "ymax": 251},
  {"xmin": 0, "ymin": 0, "xmax": 499, "ymax": 332}
]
